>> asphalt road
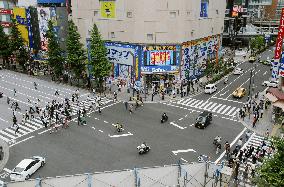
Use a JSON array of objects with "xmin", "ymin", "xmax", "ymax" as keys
[{"xmin": 2, "ymin": 102, "xmax": 244, "ymax": 181}]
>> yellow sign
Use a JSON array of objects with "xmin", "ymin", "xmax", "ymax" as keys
[
  {"xmin": 101, "ymin": 1, "xmax": 116, "ymax": 18},
  {"xmin": 13, "ymin": 7, "xmax": 29, "ymax": 46}
]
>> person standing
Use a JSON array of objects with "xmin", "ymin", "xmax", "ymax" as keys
[
  {"xmin": 12, "ymin": 116, "xmax": 17, "ymax": 127},
  {"xmin": 34, "ymin": 82, "xmax": 37, "ymax": 90},
  {"xmin": 7, "ymin": 97, "xmax": 10, "ymax": 105},
  {"xmin": 14, "ymin": 123, "xmax": 19, "ymax": 135},
  {"xmin": 252, "ymin": 116, "xmax": 257, "ymax": 128},
  {"xmin": 54, "ymin": 89, "xmax": 59, "ymax": 96},
  {"xmin": 13, "ymin": 88, "xmax": 16, "ymax": 97},
  {"xmin": 77, "ymin": 110, "xmax": 81, "ymax": 126},
  {"xmin": 124, "ymin": 101, "xmax": 128, "ymax": 110}
]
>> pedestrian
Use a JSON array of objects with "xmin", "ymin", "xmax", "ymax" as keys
[
  {"xmin": 252, "ymin": 116, "xmax": 257, "ymax": 128},
  {"xmin": 216, "ymin": 143, "xmax": 221, "ymax": 154},
  {"xmin": 243, "ymin": 164, "xmax": 249, "ymax": 182},
  {"xmin": 124, "ymin": 101, "xmax": 128, "ymax": 110},
  {"xmin": 236, "ymin": 138, "xmax": 243, "ymax": 150},
  {"xmin": 113, "ymin": 91, "xmax": 117, "ymax": 102},
  {"xmin": 251, "ymin": 164, "xmax": 256, "ymax": 178},
  {"xmin": 245, "ymin": 130, "xmax": 251, "ymax": 142},
  {"xmin": 13, "ymin": 88, "xmax": 16, "ymax": 97},
  {"xmin": 77, "ymin": 110, "xmax": 81, "ymax": 126},
  {"xmin": 260, "ymin": 108, "xmax": 264, "ymax": 118},
  {"xmin": 14, "ymin": 123, "xmax": 19, "ymax": 135},
  {"xmin": 54, "ymin": 89, "xmax": 59, "ymax": 96},
  {"xmin": 7, "ymin": 97, "xmax": 10, "ymax": 105},
  {"xmin": 265, "ymin": 129, "xmax": 270, "ymax": 139},
  {"xmin": 129, "ymin": 104, "xmax": 133, "ymax": 114},
  {"xmin": 41, "ymin": 116, "xmax": 48, "ymax": 128},
  {"xmin": 34, "ymin": 82, "xmax": 37, "ymax": 90},
  {"xmin": 24, "ymin": 110, "xmax": 30, "ymax": 121},
  {"xmin": 12, "ymin": 116, "xmax": 17, "ymax": 127}
]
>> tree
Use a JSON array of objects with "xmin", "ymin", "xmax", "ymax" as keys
[
  {"xmin": 66, "ymin": 20, "xmax": 87, "ymax": 85},
  {"xmin": 253, "ymin": 137, "xmax": 284, "ymax": 186},
  {"xmin": 0, "ymin": 25, "xmax": 11, "ymax": 66},
  {"xmin": 46, "ymin": 20, "xmax": 64, "ymax": 79},
  {"xmin": 89, "ymin": 23, "xmax": 111, "ymax": 91}
]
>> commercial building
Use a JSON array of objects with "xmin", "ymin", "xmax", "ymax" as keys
[
  {"xmin": 72, "ymin": 0, "xmax": 226, "ymax": 85},
  {"xmin": 0, "ymin": 0, "xmax": 16, "ymax": 34}
]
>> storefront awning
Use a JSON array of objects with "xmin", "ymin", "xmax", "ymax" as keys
[
  {"xmin": 265, "ymin": 93, "xmax": 278, "ymax": 103},
  {"xmin": 273, "ymin": 101, "xmax": 284, "ymax": 110}
]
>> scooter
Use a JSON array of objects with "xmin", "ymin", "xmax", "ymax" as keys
[
  {"xmin": 161, "ymin": 115, "xmax": 168, "ymax": 123},
  {"xmin": 137, "ymin": 145, "xmax": 151, "ymax": 154}
]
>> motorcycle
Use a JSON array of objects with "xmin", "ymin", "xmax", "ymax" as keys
[
  {"xmin": 161, "ymin": 115, "xmax": 168, "ymax": 123},
  {"xmin": 137, "ymin": 145, "xmax": 151, "ymax": 154}
]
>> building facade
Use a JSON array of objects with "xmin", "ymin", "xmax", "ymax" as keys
[
  {"xmin": 0, "ymin": 0, "xmax": 16, "ymax": 34},
  {"xmin": 73, "ymin": 0, "xmax": 226, "ymax": 84}
]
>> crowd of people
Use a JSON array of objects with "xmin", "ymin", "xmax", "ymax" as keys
[{"xmin": 7, "ymin": 83, "xmax": 104, "ymax": 135}]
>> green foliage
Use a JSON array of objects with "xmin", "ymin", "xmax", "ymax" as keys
[
  {"xmin": 253, "ymin": 137, "xmax": 284, "ymax": 186},
  {"xmin": 66, "ymin": 20, "xmax": 87, "ymax": 80},
  {"xmin": 250, "ymin": 36, "xmax": 265, "ymax": 54},
  {"xmin": 46, "ymin": 20, "xmax": 64, "ymax": 77},
  {"xmin": 9, "ymin": 19, "xmax": 26, "ymax": 53},
  {"xmin": 89, "ymin": 23, "xmax": 111, "ymax": 89},
  {"xmin": 17, "ymin": 47, "xmax": 29, "ymax": 71},
  {"xmin": 0, "ymin": 25, "xmax": 11, "ymax": 62}
]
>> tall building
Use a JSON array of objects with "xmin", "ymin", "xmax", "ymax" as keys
[
  {"xmin": 72, "ymin": 0, "xmax": 226, "ymax": 84},
  {"xmin": 0, "ymin": 0, "xmax": 16, "ymax": 34}
]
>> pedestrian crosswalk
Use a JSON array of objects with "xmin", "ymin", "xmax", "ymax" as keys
[
  {"xmin": 0, "ymin": 97, "xmax": 112, "ymax": 145},
  {"xmin": 171, "ymin": 98, "xmax": 239, "ymax": 117}
]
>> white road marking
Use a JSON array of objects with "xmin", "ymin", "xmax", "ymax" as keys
[
  {"xmin": 91, "ymin": 127, "xmax": 96, "ymax": 130},
  {"xmin": 212, "ymin": 97, "xmax": 245, "ymax": 104},
  {"xmin": 3, "ymin": 168, "xmax": 12, "ymax": 173},
  {"xmin": 103, "ymin": 120, "xmax": 109, "ymax": 124},
  {"xmin": 215, "ymin": 127, "xmax": 247, "ymax": 164},
  {"xmin": 0, "ymin": 135, "xmax": 10, "ymax": 143},
  {"xmin": 178, "ymin": 118, "xmax": 183, "ymax": 121},
  {"xmin": 219, "ymin": 90, "xmax": 230, "ymax": 96},
  {"xmin": 10, "ymin": 136, "xmax": 35, "ymax": 147},
  {"xmin": 0, "ymin": 117, "xmax": 9, "ymax": 124},
  {"xmin": 190, "ymin": 124, "xmax": 194, "ymax": 127},
  {"xmin": 263, "ymin": 71, "xmax": 267, "ymax": 75},
  {"xmin": 38, "ymin": 129, "xmax": 50, "ymax": 135},
  {"xmin": 172, "ymin": 149, "xmax": 196, "ymax": 155},
  {"xmin": 170, "ymin": 122, "xmax": 187, "ymax": 130},
  {"xmin": 98, "ymin": 130, "xmax": 104, "ymax": 133},
  {"xmin": 109, "ymin": 132, "xmax": 133, "ymax": 138},
  {"xmin": 180, "ymin": 158, "xmax": 188, "ymax": 163}
]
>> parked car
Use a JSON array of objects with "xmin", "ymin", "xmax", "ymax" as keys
[
  {"xmin": 249, "ymin": 56, "xmax": 256, "ymax": 63},
  {"xmin": 10, "ymin": 156, "xmax": 45, "ymax": 181},
  {"xmin": 232, "ymin": 87, "xmax": 246, "ymax": 98},
  {"xmin": 204, "ymin": 84, "xmax": 217, "ymax": 94},
  {"xmin": 233, "ymin": 67, "xmax": 244, "ymax": 75},
  {"xmin": 195, "ymin": 111, "xmax": 212, "ymax": 129},
  {"xmin": 262, "ymin": 80, "xmax": 279, "ymax": 88}
]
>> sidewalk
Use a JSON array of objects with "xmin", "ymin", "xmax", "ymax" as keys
[{"xmin": 239, "ymin": 92, "xmax": 283, "ymax": 138}]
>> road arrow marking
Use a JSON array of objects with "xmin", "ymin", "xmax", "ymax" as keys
[
  {"xmin": 172, "ymin": 149, "xmax": 196, "ymax": 155},
  {"xmin": 108, "ymin": 132, "xmax": 133, "ymax": 138},
  {"xmin": 170, "ymin": 122, "xmax": 187, "ymax": 129}
]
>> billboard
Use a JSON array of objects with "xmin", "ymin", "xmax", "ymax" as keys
[
  {"xmin": 100, "ymin": 1, "xmax": 116, "ymax": 18},
  {"xmin": 141, "ymin": 45, "xmax": 180, "ymax": 74},
  {"xmin": 272, "ymin": 8, "xmax": 284, "ymax": 79},
  {"xmin": 37, "ymin": 7, "xmax": 50, "ymax": 51},
  {"xmin": 200, "ymin": 2, "xmax": 208, "ymax": 17},
  {"xmin": 13, "ymin": 7, "xmax": 29, "ymax": 46},
  {"xmin": 0, "ymin": 8, "xmax": 12, "ymax": 14}
]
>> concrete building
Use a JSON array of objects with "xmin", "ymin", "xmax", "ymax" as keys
[
  {"xmin": 0, "ymin": 0, "xmax": 16, "ymax": 34},
  {"xmin": 72, "ymin": 0, "xmax": 226, "ymax": 84}
]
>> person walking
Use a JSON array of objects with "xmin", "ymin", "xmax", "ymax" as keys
[
  {"xmin": 236, "ymin": 138, "xmax": 243, "ymax": 150},
  {"xmin": 252, "ymin": 116, "xmax": 257, "ymax": 128},
  {"xmin": 54, "ymin": 89, "xmax": 59, "ymax": 96},
  {"xmin": 7, "ymin": 97, "xmax": 10, "ymax": 105},
  {"xmin": 129, "ymin": 104, "xmax": 133, "ymax": 114},
  {"xmin": 124, "ymin": 101, "xmax": 128, "ymax": 110},
  {"xmin": 34, "ymin": 82, "xmax": 37, "ymax": 90},
  {"xmin": 245, "ymin": 130, "xmax": 251, "ymax": 142},
  {"xmin": 14, "ymin": 123, "xmax": 19, "ymax": 135},
  {"xmin": 13, "ymin": 88, "xmax": 16, "ymax": 97},
  {"xmin": 265, "ymin": 129, "xmax": 270, "ymax": 139},
  {"xmin": 12, "ymin": 116, "xmax": 17, "ymax": 127},
  {"xmin": 77, "ymin": 110, "xmax": 81, "ymax": 126}
]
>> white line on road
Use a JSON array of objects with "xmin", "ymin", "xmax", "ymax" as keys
[
  {"xmin": 98, "ymin": 130, "xmax": 104, "ymax": 133},
  {"xmin": 103, "ymin": 120, "xmax": 109, "ymax": 124},
  {"xmin": 219, "ymin": 90, "xmax": 230, "ymax": 96},
  {"xmin": 263, "ymin": 71, "xmax": 267, "ymax": 75},
  {"xmin": 10, "ymin": 136, "xmax": 35, "ymax": 147},
  {"xmin": 190, "ymin": 124, "xmax": 194, "ymax": 127},
  {"xmin": 0, "ymin": 117, "xmax": 9, "ymax": 124},
  {"xmin": 212, "ymin": 97, "xmax": 245, "ymax": 104},
  {"xmin": 91, "ymin": 127, "xmax": 95, "ymax": 130},
  {"xmin": 214, "ymin": 127, "xmax": 247, "ymax": 164},
  {"xmin": 38, "ymin": 129, "xmax": 50, "ymax": 135},
  {"xmin": 180, "ymin": 158, "xmax": 188, "ymax": 163},
  {"xmin": 178, "ymin": 118, "xmax": 183, "ymax": 121},
  {"xmin": 170, "ymin": 122, "xmax": 187, "ymax": 130},
  {"xmin": 108, "ymin": 132, "xmax": 133, "ymax": 138},
  {"xmin": 172, "ymin": 149, "xmax": 196, "ymax": 155}
]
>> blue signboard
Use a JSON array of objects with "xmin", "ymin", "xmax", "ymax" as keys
[
  {"xmin": 200, "ymin": 2, "xmax": 208, "ymax": 18},
  {"xmin": 37, "ymin": 0, "xmax": 66, "ymax": 3}
]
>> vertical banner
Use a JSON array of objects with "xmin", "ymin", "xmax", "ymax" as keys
[
  {"xmin": 13, "ymin": 7, "xmax": 29, "ymax": 46},
  {"xmin": 26, "ymin": 8, "xmax": 33, "ymax": 49},
  {"xmin": 272, "ymin": 8, "xmax": 284, "ymax": 80},
  {"xmin": 37, "ymin": 7, "xmax": 51, "ymax": 51},
  {"xmin": 100, "ymin": 1, "xmax": 116, "ymax": 18}
]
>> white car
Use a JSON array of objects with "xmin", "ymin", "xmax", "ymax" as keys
[
  {"xmin": 204, "ymin": 84, "xmax": 217, "ymax": 94},
  {"xmin": 262, "ymin": 80, "xmax": 279, "ymax": 88},
  {"xmin": 233, "ymin": 68, "xmax": 244, "ymax": 75},
  {"xmin": 10, "ymin": 156, "xmax": 45, "ymax": 181}
]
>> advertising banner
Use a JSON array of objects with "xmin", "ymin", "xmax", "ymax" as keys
[
  {"xmin": 101, "ymin": 1, "xmax": 116, "ymax": 18},
  {"xmin": 0, "ymin": 22, "xmax": 12, "ymax": 28},
  {"xmin": 26, "ymin": 8, "xmax": 33, "ymax": 49},
  {"xmin": 105, "ymin": 43, "xmax": 135, "ymax": 66},
  {"xmin": 200, "ymin": 2, "xmax": 208, "ymax": 17},
  {"xmin": 37, "ymin": 0, "xmax": 66, "ymax": 3},
  {"xmin": 0, "ymin": 8, "xmax": 12, "ymax": 15},
  {"xmin": 279, "ymin": 52, "xmax": 284, "ymax": 77},
  {"xmin": 141, "ymin": 45, "xmax": 180, "ymax": 74},
  {"xmin": 13, "ymin": 7, "xmax": 29, "ymax": 46},
  {"xmin": 272, "ymin": 8, "xmax": 284, "ymax": 80},
  {"xmin": 37, "ymin": 7, "xmax": 51, "ymax": 51}
]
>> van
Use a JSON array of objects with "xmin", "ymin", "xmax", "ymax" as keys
[{"xmin": 204, "ymin": 84, "xmax": 217, "ymax": 94}]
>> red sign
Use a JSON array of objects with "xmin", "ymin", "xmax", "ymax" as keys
[
  {"xmin": 274, "ymin": 8, "xmax": 284, "ymax": 60},
  {"xmin": 0, "ymin": 22, "xmax": 12, "ymax": 28},
  {"xmin": 0, "ymin": 8, "xmax": 12, "ymax": 15}
]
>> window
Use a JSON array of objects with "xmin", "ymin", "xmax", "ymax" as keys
[
  {"xmin": 187, "ymin": 11, "xmax": 191, "ymax": 16},
  {"xmin": 94, "ymin": 10, "xmax": 99, "ymax": 16},
  {"xmin": 127, "ymin": 11, "xmax": 132, "ymax": 18},
  {"xmin": 170, "ymin": 11, "xmax": 176, "ymax": 18},
  {"xmin": 147, "ymin": 34, "xmax": 153, "ymax": 41},
  {"xmin": 110, "ymin": 32, "xmax": 115, "ymax": 38}
]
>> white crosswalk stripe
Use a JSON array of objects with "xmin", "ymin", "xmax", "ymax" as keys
[
  {"xmin": 0, "ymin": 97, "xmax": 112, "ymax": 144},
  {"xmin": 170, "ymin": 98, "xmax": 239, "ymax": 117}
]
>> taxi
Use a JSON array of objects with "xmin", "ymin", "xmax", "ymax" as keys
[{"xmin": 232, "ymin": 87, "xmax": 246, "ymax": 98}]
